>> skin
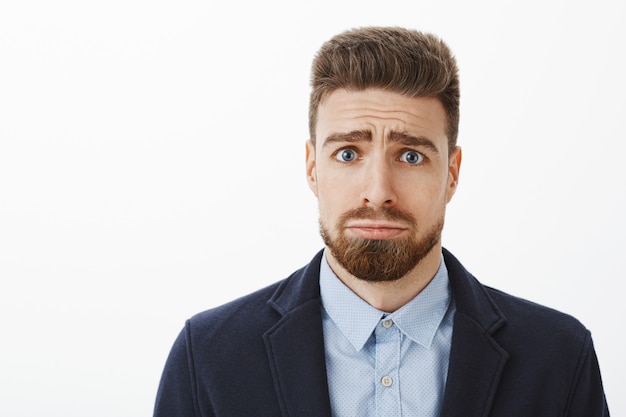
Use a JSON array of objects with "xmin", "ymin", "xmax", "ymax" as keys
[{"xmin": 306, "ymin": 88, "xmax": 462, "ymax": 312}]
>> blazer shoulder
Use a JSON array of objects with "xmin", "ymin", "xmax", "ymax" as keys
[
  {"xmin": 185, "ymin": 251, "xmax": 324, "ymax": 345},
  {"xmin": 187, "ymin": 279, "xmax": 285, "ymax": 338},
  {"xmin": 478, "ymin": 287, "xmax": 609, "ymax": 416},
  {"xmin": 443, "ymin": 248, "xmax": 589, "ymax": 342},
  {"xmin": 484, "ymin": 285, "xmax": 591, "ymax": 347}
]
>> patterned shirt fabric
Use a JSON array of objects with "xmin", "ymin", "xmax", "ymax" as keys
[{"xmin": 319, "ymin": 250, "xmax": 456, "ymax": 417}]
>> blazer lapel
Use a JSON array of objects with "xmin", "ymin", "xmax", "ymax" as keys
[
  {"xmin": 263, "ymin": 251, "xmax": 332, "ymax": 417},
  {"xmin": 440, "ymin": 249, "xmax": 509, "ymax": 417},
  {"xmin": 439, "ymin": 312, "xmax": 509, "ymax": 417}
]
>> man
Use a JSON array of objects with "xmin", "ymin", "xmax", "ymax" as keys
[{"xmin": 153, "ymin": 26, "xmax": 609, "ymax": 416}]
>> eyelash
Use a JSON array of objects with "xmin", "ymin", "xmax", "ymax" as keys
[
  {"xmin": 334, "ymin": 148, "xmax": 359, "ymax": 162},
  {"xmin": 399, "ymin": 150, "xmax": 425, "ymax": 165}
]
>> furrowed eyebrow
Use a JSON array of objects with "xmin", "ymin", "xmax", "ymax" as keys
[
  {"xmin": 321, "ymin": 129, "xmax": 440, "ymax": 154},
  {"xmin": 321, "ymin": 130, "xmax": 372, "ymax": 148},
  {"xmin": 388, "ymin": 131, "xmax": 440, "ymax": 154}
]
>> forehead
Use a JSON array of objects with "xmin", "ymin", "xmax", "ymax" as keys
[{"xmin": 316, "ymin": 88, "xmax": 448, "ymax": 144}]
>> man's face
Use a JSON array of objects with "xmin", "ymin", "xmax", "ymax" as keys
[{"xmin": 306, "ymin": 88, "xmax": 461, "ymax": 282}]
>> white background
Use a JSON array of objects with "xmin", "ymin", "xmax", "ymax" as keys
[{"xmin": 1, "ymin": 0, "xmax": 624, "ymax": 415}]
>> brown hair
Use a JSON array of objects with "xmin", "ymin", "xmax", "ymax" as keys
[{"xmin": 309, "ymin": 26, "xmax": 460, "ymax": 151}]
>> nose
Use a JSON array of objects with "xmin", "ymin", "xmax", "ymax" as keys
[{"xmin": 360, "ymin": 157, "xmax": 397, "ymax": 208}]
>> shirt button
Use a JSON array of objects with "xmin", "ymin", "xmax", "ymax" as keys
[
  {"xmin": 382, "ymin": 319, "xmax": 393, "ymax": 328},
  {"xmin": 381, "ymin": 376, "xmax": 393, "ymax": 387}
]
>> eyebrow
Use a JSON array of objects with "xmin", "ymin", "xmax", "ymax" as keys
[
  {"xmin": 322, "ymin": 130, "xmax": 372, "ymax": 148},
  {"xmin": 322, "ymin": 129, "xmax": 440, "ymax": 154},
  {"xmin": 388, "ymin": 131, "xmax": 440, "ymax": 154}
]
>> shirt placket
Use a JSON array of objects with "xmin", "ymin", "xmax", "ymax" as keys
[{"xmin": 374, "ymin": 316, "xmax": 401, "ymax": 416}]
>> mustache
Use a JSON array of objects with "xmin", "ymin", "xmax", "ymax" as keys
[{"xmin": 337, "ymin": 206, "xmax": 416, "ymax": 227}]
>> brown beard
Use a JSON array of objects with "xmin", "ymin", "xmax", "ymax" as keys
[{"xmin": 320, "ymin": 206, "xmax": 443, "ymax": 282}]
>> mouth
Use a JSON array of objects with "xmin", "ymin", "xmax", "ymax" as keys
[{"xmin": 344, "ymin": 222, "xmax": 408, "ymax": 240}]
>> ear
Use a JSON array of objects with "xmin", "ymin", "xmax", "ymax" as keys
[
  {"xmin": 446, "ymin": 146, "xmax": 462, "ymax": 203},
  {"xmin": 305, "ymin": 139, "xmax": 318, "ymax": 197}
]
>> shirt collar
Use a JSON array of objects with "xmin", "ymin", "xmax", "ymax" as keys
[{"xmin": 319, "ymin": 249, "xmax": 451, "ymax": 351}]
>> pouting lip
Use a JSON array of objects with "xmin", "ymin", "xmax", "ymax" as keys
[
  {"xmin": 344, "ymin": 223, "xmax": 408, "ymax": 240},
  {"xmin": 344, "ymin": 220, "xmax": 409, "ymax": 230}
]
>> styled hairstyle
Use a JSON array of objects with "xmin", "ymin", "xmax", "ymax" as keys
[{"xmin": 309, "ymin": 26, "xmax": 460, "ymax": 151}]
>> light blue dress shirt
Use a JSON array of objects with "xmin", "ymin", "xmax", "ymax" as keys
[{"xmin": 320, "ymin": 250, "xmax": 455, "ymax": 417}]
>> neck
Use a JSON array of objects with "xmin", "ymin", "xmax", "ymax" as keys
[{"xmin": 325, "ymin": 245, "xmax": 442, "ymax": 312}]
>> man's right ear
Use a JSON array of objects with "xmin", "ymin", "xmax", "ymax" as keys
[{"xmin": 305, "ymin": 140, "xmax": 318, "ymax": 197}]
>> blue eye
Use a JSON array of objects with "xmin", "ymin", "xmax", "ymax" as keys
[
  {"xmin": 400, "ymin": 150, "xmax": 423, "ymax": 165},
  {"xmin": 336, "ymin": 148, "xmax": 358, "ymax": 162}
]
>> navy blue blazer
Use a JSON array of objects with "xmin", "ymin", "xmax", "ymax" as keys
[{"xmin": 154, "ymin": 249, "xmax": 609, "ymax": 416}]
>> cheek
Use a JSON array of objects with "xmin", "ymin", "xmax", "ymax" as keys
[
  {"xmin": 315, "ymin": 176, "xmax": 353, "ymax": 220},
  {"xmin": 400, "ymin": 181, "xmax": 448, "ymax": 216},
  {"xmin": 316, "ymin": 181, "xmax": 339, "ymax": 214}
]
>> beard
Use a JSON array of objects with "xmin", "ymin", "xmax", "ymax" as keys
[{"xmin": 320, "ymin": 206, "xmax": 443, "ymax": 282}]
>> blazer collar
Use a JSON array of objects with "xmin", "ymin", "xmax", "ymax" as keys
[
  {"xmin": 267, "ymin": 250, "xmax": 325, "ymax": 315},
  {"xmin": 263, "ymin": 250, "xmax": 332, "ymax": 417},
  {"xmin": 440, "ymin": 248, "xmax": 509, "ymax": 417},
  {"xmin": 268, "ymin": 249, "xmax": 507, "ymax": 331}
]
